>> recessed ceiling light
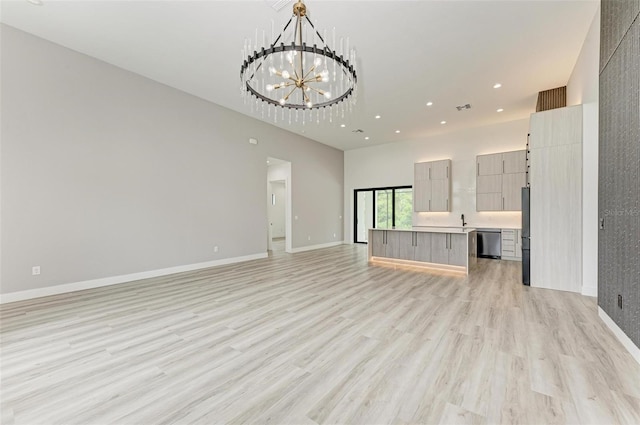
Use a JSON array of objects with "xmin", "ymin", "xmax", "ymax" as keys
[
  {"xmin": 395, "ymin": 130, "xmax": 401, "ymax": 134},
  {"xmin": 340, "ymin": 124, "xmax": 346, "ymax": 128},
  {"xmin": 365, "ymin": 136, "xmax": 370, "ymax": 140},
  {"xmin": 493, "ymin": 83, "xmax": 502, "ymax": 89},
  {"xmin": 440, "ymin": 121, "xmax": 447, "ymax": 125},
  {"xmin": 426, "ymin": 102, "xmax": 433, "ymax": 106},
  {"xmin": 497, "ymin": 108, "xmax": 504, "ymax": 112},
  {"xmin": 26, "ymin": 0, "xmax": 43, "ymax": 5},
  {"xmin": 375, "ymin": 115, "xmax": 381, "ymax": 119}
]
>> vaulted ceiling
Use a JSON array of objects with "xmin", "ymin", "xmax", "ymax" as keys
[{"xmin": 1, "ymin": 0, "xmax": 599, "ymax": 150}]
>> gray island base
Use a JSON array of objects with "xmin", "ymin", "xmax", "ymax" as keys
[{"xmin": 368, "ymin": 227, "xmax": 477, "ymax": 275}]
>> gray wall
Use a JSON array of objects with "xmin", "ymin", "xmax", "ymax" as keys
[
  {"xmin": 0, "ymin": 25, "xmax": 344, "ymax": 295},
  {"xmin": 598, "ymin": 1, "xmax": 639, "ymax": 347}
]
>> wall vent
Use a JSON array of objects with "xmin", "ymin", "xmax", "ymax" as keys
[
  {"xmin": 266, "ymin": 0, "xmax": 292, "ymax": 11},
  {"xmin": 536, "ymin": 86, "xmax": 566, "ymax": 112}
]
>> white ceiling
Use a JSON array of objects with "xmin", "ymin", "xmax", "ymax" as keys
[{"xmin": 0, "ymin": 0, "xmax": 598, "ymax": 151}]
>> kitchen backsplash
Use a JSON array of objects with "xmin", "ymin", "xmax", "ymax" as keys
[{"xmin": 413, "ymin": 211, "xmax": 522, "ymax": 229}]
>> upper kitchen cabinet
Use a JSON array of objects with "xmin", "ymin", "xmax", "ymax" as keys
[
  {"xmin": 429, "ymin": 160, "xmax": 450, "ymax": 180},
  {"xmin": 476, "ymin": 150, "xmax": 526, "ymax": 211},
  {"xmin": 414, "ymin": 159, "xmax": 451, "ymax": 212},
  {"xmin": 477, "ymin": 153, "xmax": 503, "ymax": 176},
  {"xmin": 414, "ymin": 162, "xmax": 431, "ymax": 211},
  {"xmin": 503, "ymin": 150, "xmax": 527, "ymax": 174},
  {"xmin": 502, "ymin": 172, "xmax": 527, "ymax": 210}
]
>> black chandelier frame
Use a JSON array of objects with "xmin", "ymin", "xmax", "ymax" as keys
[{"xmin": 240, "ymin": 13, "xmax": 357, "ymax": 111}]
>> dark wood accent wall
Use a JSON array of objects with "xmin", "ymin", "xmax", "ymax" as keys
[
  {"xmin": 599, "ymin": 0, "xmax": 640, "ymax": 348},
  {"xmin": 535, "ymin": 86, "xmax": 567, "ymax": 112}
]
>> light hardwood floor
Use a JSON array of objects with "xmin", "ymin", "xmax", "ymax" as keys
[{"xmin": 1, "ymin": 244, "xmax": 639, "ymax": 425}]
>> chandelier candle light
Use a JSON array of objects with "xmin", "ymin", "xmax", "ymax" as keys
[{"xmin": 240, "ymin": 0, "xmax": 357, "ymax": 124}]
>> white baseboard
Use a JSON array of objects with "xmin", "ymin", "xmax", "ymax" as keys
[
  {"xmin": 598, "ymin": 306, "xmax": 640, "ymax": 365},
  {"xmin": 581, "ymin": 285, "xmax": 597, "ymax": 297},
  {"xmin": 500, "ymin": 256, "xmax": 522, "ymax": 262},
  {"xmin": 0, "ymin": 252, "xmax": 268, "ymax": 304},
  {"xmin": 289, "ymin": 241, "xmax": 344, "ymax": 253}
]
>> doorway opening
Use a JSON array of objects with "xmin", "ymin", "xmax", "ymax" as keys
[
  {"xmin": 267, "ymin": 157, "xmax": 292, "ymax": 253},
  {"xmin": 354, "ymin": 186, "xmax": 413, "ymax": 243}
]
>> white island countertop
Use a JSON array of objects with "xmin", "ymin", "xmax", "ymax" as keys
[{"xmin": 369, "ymin": 226, "xmax": 476, "ymax": 234}]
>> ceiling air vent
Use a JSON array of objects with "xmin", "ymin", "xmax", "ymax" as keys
[
  {"xmin": 456, "ymin": 104, "xmax": 472, "ymax": 111},
  {"xmin": 266, "ymin": 0, "xmax": 292, "ymax": 11},
  {"xmin": 352, "ymin": 129, "xmax": 364, "ymax": 133}
]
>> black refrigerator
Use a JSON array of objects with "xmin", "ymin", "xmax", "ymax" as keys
[{"xmin": 521, "ymin": 187, "xmax": 530, "ymax": 285}]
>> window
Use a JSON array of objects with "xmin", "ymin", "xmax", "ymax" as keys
[
  {"xmin": 354, "ymin": 186, "xmax": 413, "ymax": 243},
  {"xmin": 393, "ymin": 188, "xmax": 413, "ymax": 230},
  {"xmin": 376, "ymin": 189, "xmax": 393, "ymax": 229}
]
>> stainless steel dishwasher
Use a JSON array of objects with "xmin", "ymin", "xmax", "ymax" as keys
[{"xmin": 477, "ymin": 228, "xmax": 501, "ymax": 259}]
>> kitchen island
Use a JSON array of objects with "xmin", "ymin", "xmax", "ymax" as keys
[{"xmin": 368, "ymin": 227, "xmax": 477, "ymax": 275}]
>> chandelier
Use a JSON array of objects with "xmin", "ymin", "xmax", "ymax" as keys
[{"xmin": 240, "ymin": 0, "xmax": 357, "ymax": 124}]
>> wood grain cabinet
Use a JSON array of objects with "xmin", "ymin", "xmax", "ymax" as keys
[
  {"xmin": 414, "ymin": 232, "xmax": 433, "ymax": 262},
  {"xmin": 448, "ymin": 234, "xmax": 468, "ymax": 266},
  {"xmin": 397, "ymin": 232, "xmax": 416, "ymax": 260},
  {"xmin": 371, "ymin": 230, "xmax": 386, "ymax": 257},
  {"xmin": 529, "ymin": 105, "xmax": 583, "ymax": 293},
  {"xmin": 476, "ymin": 150, "xmax": 526, "ymax": 211},
  {"xmin": 369, "ymin": 229, "xmax": 476, "ymax": 275},
  {"xmin": 501, "ymin": 229, "xmax": 522, "ymax": 261},
  {"xmin": 431, "ymin": 233, "xmax": 467, "ymax": 266},
  {"xmin": 502, "ymin": 173, "xmax": 527, "ymax": 210},
  {"xmin": 371, "ymin": 230, "xmax": 400, "ymax": 258},
  {"xmin": 430, "ymin": 233, "xmax": 449, "ymax": 264},
  {"xmin": 477, "ymin": 153, "xmax": 503, "ymax": 176},
  {"xmin": 398, "ymin": 232, "xmax": 432, "ymax": 262},
  {"xmin": 414, "ymin": 159, "xmax": 452, "ymax": 212}
]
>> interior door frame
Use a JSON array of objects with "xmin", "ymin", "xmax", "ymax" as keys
[
  {"xmin": 353, "ymin": 185, "xmax": 412, "ymax": 244},
  {"xmin": 267, "ymin": 157, "xmax": 292, "ymax": 253}
]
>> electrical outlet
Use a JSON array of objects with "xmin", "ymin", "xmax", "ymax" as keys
[
  {"xmin": 618, "ymin": 294, "xmax": 623, "ymax": 309},
  {"xmin": 308, "ymin": 236, "xmax": 311, "ymax": 241},
  {"xmin": 32, "ymin": 266, "xmax": 41, "ymax": 276},
  {"xmin": 214, "ymin": 246, "xmax": 219, "ymax": 253}
]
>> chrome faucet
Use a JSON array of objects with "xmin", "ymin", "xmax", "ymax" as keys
[{"xmin": 461, "ymin": 214, "xmax": 467, "ymax": 227}]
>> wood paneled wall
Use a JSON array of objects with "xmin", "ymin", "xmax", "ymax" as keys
[{"xmin": 535, "ymin": 86, "xmax": 567, "ymax": 112}]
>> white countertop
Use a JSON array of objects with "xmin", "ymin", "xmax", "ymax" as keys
[{"xmin": 370, "ymin": 227, "xmax": 476, "ymax": 234}]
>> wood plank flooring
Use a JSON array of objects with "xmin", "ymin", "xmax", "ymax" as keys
[{"xmin": 1, "ymin": 244, "xmax": 639, "ymax": 424}]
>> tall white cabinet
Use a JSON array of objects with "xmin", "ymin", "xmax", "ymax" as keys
[{"xmin": 529, "ymin": 105, "xmax": 583, "ymax": 293}]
